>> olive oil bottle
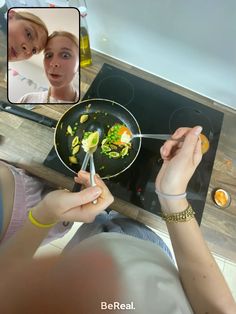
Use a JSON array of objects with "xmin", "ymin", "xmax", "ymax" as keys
[{"xmin": 80, "ymin": 6, "xmax": 92, "ymax": 67}]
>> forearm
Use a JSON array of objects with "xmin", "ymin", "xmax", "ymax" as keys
[
  {"xmin": 0, "ymin": 218, "xmax": 51, "ymax": 265},
  {"xmin": 160, "ymin": 198, "xmax": 236, "ymax": 314},
  {"xmin": 0, "ymin": 201, "xmax": 55, "ymax": 266}
]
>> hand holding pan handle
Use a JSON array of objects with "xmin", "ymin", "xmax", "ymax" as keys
[{"xmin": 0, "ymin": 102, "xmax": 57, "ymax": 128}]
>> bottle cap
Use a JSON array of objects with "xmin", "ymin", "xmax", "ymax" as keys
[
  {"xmin": 0, "ymin": 0, "xmax": 6, "ymax": 9},
  {"xmin": 79, "ymin": 6, "xmax": 87, "ymax": 17},
  {"xmin": 0, "ymin": 0, "xmax": 7, "ymax": 11}
]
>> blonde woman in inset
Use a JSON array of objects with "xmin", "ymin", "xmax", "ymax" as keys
[
  {"xmin": 19, "ymin": 31, "xmax": 79, "ymax": 103},
  {"xmin": 8, "ymin": 9, "xmax": 48, "ymax": 62}
]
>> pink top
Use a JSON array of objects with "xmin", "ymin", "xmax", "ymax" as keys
[{"xmin": 0, "ymin": 160, "xmax": 72, "ymax": 245}]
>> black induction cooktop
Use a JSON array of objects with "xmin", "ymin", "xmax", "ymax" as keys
[{"xmin": 44, "ymin": 63, "xmax": 224, "ymax": 225}]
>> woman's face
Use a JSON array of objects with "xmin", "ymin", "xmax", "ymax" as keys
[
  {"xmin": 43, "ymin": 36, "xmax": 79, "ymax": 88},
  {"xmin": 8, "ymin": 11, "xmax": 47, "ymax": 62}
]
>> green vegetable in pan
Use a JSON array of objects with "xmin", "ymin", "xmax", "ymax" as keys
[
  {"xmin": 69, "ymin": 156, "xmax": 78, "ymax": 164},
  {"xmin": 80, "ymin": 114, "xmax": 89, "ymax": 123},
  {"xmin": 100, "ymin": 123, "xmax": 132, "ymax": 159}
]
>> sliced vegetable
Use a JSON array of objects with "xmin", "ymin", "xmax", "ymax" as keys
[
  {"xmin": 101, "ymin": 144, "xmax": 111, "ymax": 153},
  {"xmin": 69, "ymin": 156, "xmax": 78, "ymax": 164},
  {"xmin": 67, "ymin": 125, "xmax": 73, "ymax": 136},
  {"xmin": 85, "ymin": 103, "xmax": 91, "ymax": 111},
  {"xmin": 102, "ymin": 138, "xmax": 109, "ymax": 145},
  {"xmin": 108, "ymin": 151, "xmax": 120, "ymax": 159},
  {"xmin": 80, "ymin": 114, "xmax": 89, "ymax": 123},
  {"xmin": 72, "ymin": 145, "xmax": 80, "ymax": 155},
  {"xmin": 72, "ymin": 136, "xmax": 79, "ymax": 147},
  {"xmin": 110, "ymin": 144, "xmax": 118, "ymax": 150},
  {"xmin": 120, "ymin": 146, "xmax": 129, "ymax": 157}
]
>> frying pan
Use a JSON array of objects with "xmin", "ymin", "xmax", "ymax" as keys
[{"xmin": 0, "ymin": 99, "xmax": 141, "ymax": 179}]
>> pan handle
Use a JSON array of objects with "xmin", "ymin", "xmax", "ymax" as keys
[{"xmin": 0, "ymin": 102, "xmax": 57, "ymax": 128}]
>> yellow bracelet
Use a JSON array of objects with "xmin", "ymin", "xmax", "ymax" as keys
[
  {"xmin": 28, "ymin": 209, "xmax": 56, "ymax": 229},
  {"xmin": 162, "ymin": 204, "xmax": 195, "ymax": 223}
]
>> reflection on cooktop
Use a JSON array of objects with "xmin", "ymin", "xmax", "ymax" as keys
[
  {"xmin": 97, "ymin": 75, "xmax": 135, "ymax": 105},
  {"xmin": 169, "ymin": 107, "xmax": 214, "ymax": 140},
  {"xmin": 44, "ymin": 63, "xmax": 224, "ymax": 225}
]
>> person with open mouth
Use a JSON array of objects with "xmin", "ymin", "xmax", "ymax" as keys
[{"xmin": 18, "ymin": 31, "xmax": 79, "ymax": 104}]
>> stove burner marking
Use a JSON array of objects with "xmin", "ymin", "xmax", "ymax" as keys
[
  {"xmin": 169, "ymin": 107, "xmax": 215, "ymax": 139},
  {"xmin": 96, "ymin": 75, "xmax": 135, "ymax": 105}
]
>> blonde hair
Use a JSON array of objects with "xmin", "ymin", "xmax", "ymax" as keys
[
  {"xmin": 47, "ymin": 31, "xmax": 79, "ymax": 49},
  {"xmin": 14, "ymin": 10, "xmax": 48, "ymax": 52}
]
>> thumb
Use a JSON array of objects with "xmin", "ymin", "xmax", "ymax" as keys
[
  {"xmin": 181, "ymin": 126, "xmax": 202, "ymax": 156},
  {"xmin": 64, "ymin": 186, "xmax": 102, "ymax": 208}
]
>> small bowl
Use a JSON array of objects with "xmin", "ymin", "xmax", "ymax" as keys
[{"xmin": 212, "ymin": 188, "xmax": 231, "ymax": 209}]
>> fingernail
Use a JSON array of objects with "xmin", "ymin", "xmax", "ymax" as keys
[
  {"xmin": 194, "ymin": 126, "xmax": 202, "ymax": 136},
  {"xmin": 93, "ymin": 186, "xmax": 102, "ymax": 195}
]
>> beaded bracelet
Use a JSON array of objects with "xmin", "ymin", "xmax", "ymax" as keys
[
  {"xmin": 155, "ymin": 189, "xmax": 187, "ymax": 200},
  {"xmin": 162, "ymin": 204, "xmax": 195, "ymax": 223},
  {"xmin": 28, "ymin": 209, "xmax": 56, "ymax": 229}
]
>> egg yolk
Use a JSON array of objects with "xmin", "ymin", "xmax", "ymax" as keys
[{"xmin": 109, "ymin": 125, "xmax": 132, "ymax": 146}]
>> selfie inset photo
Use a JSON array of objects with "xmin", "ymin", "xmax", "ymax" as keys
[{"xmin": 7, "ymin": 7, "xmax": 80, "ymax": 104}]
